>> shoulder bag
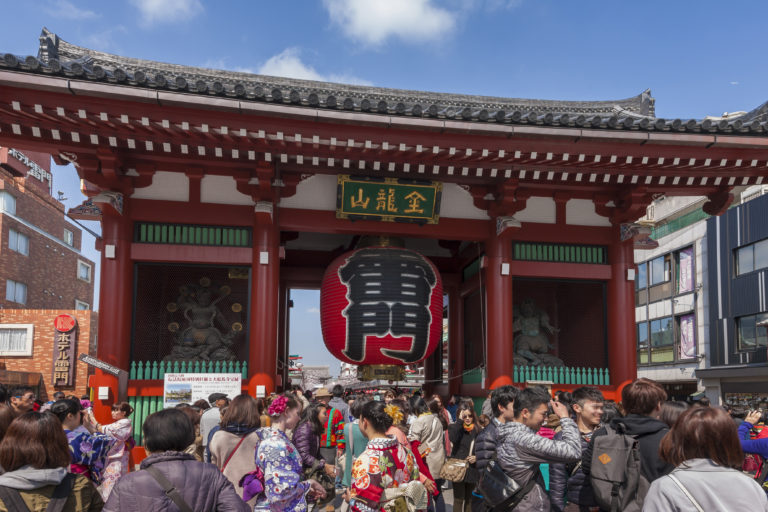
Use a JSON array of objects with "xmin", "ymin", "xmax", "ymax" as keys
[
  {"xmin": 145, "ymin": 465, "xmax": 194, "ymax": 512},
  {"xmin": 439, "ymin": 430, "xmax": 475, "ymax": 483},
  {"xmin": 667, "ymin": 473, "xmax": 704, "ymax": 512},
  {"xmin": 477, "ymin": 460, "xmax": 538, "ymax": 510},
  {"xmin": 221, "ymin": 433, "xmax": 249, "ymax": 472}
]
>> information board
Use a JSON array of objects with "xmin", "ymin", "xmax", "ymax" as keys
[{"xmin": 163, "ymin": 373, "xmax": 241, "ymax": 408}]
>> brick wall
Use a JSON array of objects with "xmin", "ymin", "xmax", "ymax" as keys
[{"xmin": 0, "ymin": 309, "xmax": 98, "ymax": 400}]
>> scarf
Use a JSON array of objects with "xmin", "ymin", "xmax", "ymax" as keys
[
  {"xmin": 463, "ymin": 423, "xmax": 475, "ymax": 432},
  {"xmin": 222, "ymin": 422, "xmax": 259, "ymax": 436}
]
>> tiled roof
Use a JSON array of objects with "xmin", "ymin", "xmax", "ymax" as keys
[{"xmin": 1, "ymin": 28, "xmax": 767, "ymax": 135}]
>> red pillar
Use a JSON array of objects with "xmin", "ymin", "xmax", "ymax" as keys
[
  {"xmin": 447, "ymin": 285, "xmax": 462, "ymax": 397},
  {"xmin": 248, "ymin": 206, "xmax": 280, "ymax": 396},
  {"xmin": 607, "ymin": 227, "xmax": 637, "ymax": 388},
  {"xmin": 485, "ymin": 232, "xmax": 515, "ymax": 389}
]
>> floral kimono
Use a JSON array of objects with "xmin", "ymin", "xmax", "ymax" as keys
[
  {"xmin": 97, "ymin": 418, "xmax": 133, "ymax": 500},
  {"xmin": 349, "ymin": 436, "xmax": 421, "ymax": 512},
  {"xmin": 65, "ymin": 426, "xmax": 115, "ymax": 485},
  {"xmin": 254, "ymin": 427, "xmax": 312, "ymax": 512}
]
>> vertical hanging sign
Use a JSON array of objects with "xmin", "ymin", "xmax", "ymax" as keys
[{"xmin": 52, "ymin": 314, "xmax": 77, "ymax": 387}]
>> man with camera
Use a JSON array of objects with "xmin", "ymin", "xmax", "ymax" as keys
[{"xmin": 495, "ymin": 387, "xmax": 581, "ymax": 511}]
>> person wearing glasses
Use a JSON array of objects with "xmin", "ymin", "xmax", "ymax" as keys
[{"xmin": 9, "ymin": 386, "xmax": 36, "ymax": 416}]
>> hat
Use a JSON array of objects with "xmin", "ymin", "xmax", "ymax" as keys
[
  {"xmin": 314, "ymin": 387, "xmax": 332, "ymax": 398},
  {"xmin": 208, "ymin": 392, "xmax": 228, "ymax": 404}
]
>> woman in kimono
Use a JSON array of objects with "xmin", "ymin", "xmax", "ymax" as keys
[
  {"xmin": 255, "ymin": 393, "xmax": 326, "ymax": 511},
  {"xmin": 348, "ymin": 400, "xmax": 425, "ymax": 512},
  {"xmin": 94, "ymin": 401, "xmax": 134, "ymax": 500}
]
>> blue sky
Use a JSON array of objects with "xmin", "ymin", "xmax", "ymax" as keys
[{"xmin": 6, "ymin": 0, "xmax": 768, "ymax": 373}]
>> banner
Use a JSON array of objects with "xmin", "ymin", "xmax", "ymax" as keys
[
  {"xmin": 678, "ymin": 247, "xmax": 693, "ymax": 293},
  {"xmin": 679, "ymin": 314, "xmax": 696, "ymax": 359},
  {"xmin": 163, "ymin": 373, "xmax": 241, "ymax": 408},
  {"xmin": 52, "ymin": 315, "xmax": 77, "ymax": 387}
]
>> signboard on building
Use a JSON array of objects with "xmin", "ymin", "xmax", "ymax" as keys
[
  {"xmin": 52, "ymin": 314, "xmax": 77, "ymax": 387},
  {"xmin": 162, "ymin": 372, "xmax": 241, "ymax": 408},
  {"xmin": 336, "ymin": 175, "xmax": 441, "ymax": 224},
  {"xmin": 678, "ymin": 247, "xmax": 694, "ymax": 293},
  {"xmin": 679, "ymin": 313, "xmax": 696, "ymax": 359}
]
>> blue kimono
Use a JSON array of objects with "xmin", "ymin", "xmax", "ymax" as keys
[{"xmin": 254, "ymin": 427, "xmax": 312, "ymax": 511}]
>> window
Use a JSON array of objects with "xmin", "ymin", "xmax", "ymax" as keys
[
  {"xmin": 636, "ymin": 262, "xmax": 647, "ymax": 290},
  {"xmin": 75, "ymin": 300, "xmax": 90, "ymax": 310},
  {"xmin": 63, "ymin": 229, "xmax": 74, "ymax": 246},
  {"xmin": 0, "ymin": 324, "xmax": 33, "ymax": 356},
  {"xmin": 737, "ymin": 312, "xmax": 768, "ymax": 351},
  {"xmin": 8, "ymin": 229, "xmax": 29, "ymax": 256},
  {"xmin": 649, "ymin": 256, "xmax": 671, "ymax": 286},
  {"xmin": 0, "ymin": 191, "xmax": 16, "ymax": 215},
  {"xmin": 637, "ymin": 323, "xmax": 649, "ymax": 364},
  {"xmin": 77, "ymin": 261, "xmax": 92, "ymax": 282},
  {"xmin": 650, "ymin": 316, "xmax": 674, "ymax": 363},
  {"xmin": 5, "ymin": 280, "xmax": 26, "ymax": 304},
  {"xmin": 736, "ymin": 239, "xmax": 768, "ymax": 275}
]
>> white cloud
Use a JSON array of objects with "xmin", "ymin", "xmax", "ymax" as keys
[
  {"xmin": 730, "ymin": 81, "xmax": 740, "ymax": 86},
  {"xmin": 306, "ymin": 307, "xmax": 320, "ymax": 314},
  {"xmin": 323, "ymin": 0, "xmax": 456, "ymax": 46},
  {"xmin": 46, "ymin": 0, "xmax": 99, "ymax": 20},
  {"xmin": 130, "ymin": 0, "xmax": 203, "ymax": 25},
  {"xmin": 258, "ymin": 48, "xmax": 372, "ymax": 85}
]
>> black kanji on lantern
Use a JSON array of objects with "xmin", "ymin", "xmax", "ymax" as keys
[{"xmin": 339, "ymin": 248, "xmax": 437, "ymax": 363}]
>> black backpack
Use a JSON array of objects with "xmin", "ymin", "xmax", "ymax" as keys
[
  {"xmin": 0, "ymin": 473, "xmax": 75, "ymax": 512},
  {"xmin": 590, "ymin": 423, "xmax": 649, "ymax": 512}
]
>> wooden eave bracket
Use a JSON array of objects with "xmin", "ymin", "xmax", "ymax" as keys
[
  {"xmin": 594, "ymin": 188, "xmax": 654, "ymax": 225},
  {"xmin": 702, "ymin": 187, "xmax": 734, "ymax": 216},
  {"xmin": 469, "ymin": 179, "xmax": 530, "ymax": 217}
]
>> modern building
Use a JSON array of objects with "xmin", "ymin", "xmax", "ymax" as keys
[{"xmin": 0, "ymin": 29, "xmax": 766, "ymax": 428}]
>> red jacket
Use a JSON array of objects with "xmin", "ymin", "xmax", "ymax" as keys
[{"xmin": 320, "ymin": 407, "xmax": 345, "ymax": 448}]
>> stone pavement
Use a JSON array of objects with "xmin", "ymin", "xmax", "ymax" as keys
[{"xmin": 316, "ymin": 487, "xmax": 454, "ymax": 511}]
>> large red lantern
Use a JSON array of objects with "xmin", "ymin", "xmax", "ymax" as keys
[{"xmin": 320, "ymin": 245, "xmax": 443, "ymax": 374}]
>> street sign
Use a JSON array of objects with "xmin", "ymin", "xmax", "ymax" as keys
[
  {"xmin": 336, "ymin": 175, "xmax": 442, "ymax": 224},
  {"xmin": 78, "ymin": 354, "xmax": 128, "ymax": 402}
]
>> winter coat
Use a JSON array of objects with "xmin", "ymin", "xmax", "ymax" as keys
[
  {"xmin": 209, "ymin": 429, "xmax": 261, "ymax": 504},
  {"xmin": 643, "ymin": 458, "xmax": 768, "ymax": 511},
  {"xmin": 583, "ymin": 414, "xmax": 673, "ymax": 484},
  {"xmin": 0, "ymin": 466, "xmax": 102, "ymax": 512},
  {"xmin": 549, "ymin": 428, "xmax": 599, "ymax": 511},
  {"xmin": 408, "ymin": 414, "xmax": 446, "ymax": 479},
  {"xmin": 447, "ymin": 422, "xmax": 480, "ymax": 483},
  {"xmin": 474, "ymin": 418, "xmax": 500, "ymax": 473},
  {"xmin": 496, "ymin": 417, "xmax": 581, "ymax": 512},
  {"xmin": 738, "ymin": 421, "xmax": 768, "ymax": 458},
  {"xmin": 292, "ymin": 421, "xmax": 324, "ymax": 471},
  {"xmin": 200, "ymin": 406, "xmax": 221, "ymax": 447},
  {"xmin": 103, "ymin": 451, "xmax": 249, "ymax": 512}
]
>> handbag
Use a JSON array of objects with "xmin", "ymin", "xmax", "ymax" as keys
[
  {"xmin": 476, "ymin": 460, "xmax": 537, "ymax": 510},
  {"xmin": 303, "ymin": 463, "xmax": 336, "ymax": 506},
  {"xmin": 439, "ymin": 437, "xmax": 475, "ymax": 483}
]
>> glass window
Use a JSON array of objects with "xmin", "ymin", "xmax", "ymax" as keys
[
  {"xmin": 649, "ymin": 257, "xmax": 667, "ymax": 286},
  {"xmin": 5, "ymin": 280, "xmax": 27, "ymax": 304},
  {"xmin": 0, "ymin": 324, "xmax": 33, "ymax": 356},
  {"xmin": 755, "ymin": 239, "xmax": 768, "ymax": 272},
  {"xmin": 650, "ymin": 316, "xmax": 674, "ymax": 362},
  {"xmin": 0, "ymin": 192, "xmax": 16, "ymax": 215},
  {"xmin": 63, "ymin": 229, "xmax": 74, "ymax": 246},
  {"xmin": 738, "ymin": 312, "xmax": 768, "ymax": 350},
  {"xmin": 77, "ymin": 261, "xmax": 92, "ymax": 282},
  {"xmin": 636, "ymin": 263, "xmax": 647, "ymax": 290},
  {"xmin": 737, "ymin": 246, "xmax": 755, "ymax": 275},
  {"xmin": 75, "ymin": 300, "xmax": 89, "ymax": 310},
  {"xmin": 637, "ymin": 323, "xmax": 649, "ymax": 364},
  {"xmin": 8, "ymin": 229, "xmax": 29, "ymax": 256}
]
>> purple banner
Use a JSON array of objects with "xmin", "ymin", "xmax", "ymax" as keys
[
  {"xmin": 678, "ymin": 247, "xmax": 693, "ymax": 293},
  {"xmin": 679, "ymin": 313, "xmax": 695, "ymax": 359}
]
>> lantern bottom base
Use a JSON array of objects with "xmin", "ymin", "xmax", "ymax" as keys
[{"xmin": 357, "ymin": 365, "xmax": 406, "ymax": 381}]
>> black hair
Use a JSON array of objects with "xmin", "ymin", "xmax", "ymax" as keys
[
  {"xmin": 554, "ymin": 390, "xmax": 573, "ymax": 409},
  {"xmin": 52, "ymin": 391, "xmax": 65, "ymax": 400},
  {"xmin": 0, "ymin": 384, "xmax": 7, "ymax": 403},
  {"xmin": 360, "ymin": 400, "xmax": 393, "ymax": 433},
  {"xmin": 350, "ymin": 396, "xmax": 370, "ymax": 420},
  {"xmin": 660, "ymin": 400, "xmax": 690, "ymax": 428},
  {"xmin": 49, "ymin": 398, "xmax": 82, "ymax": 423},
  {"xmin": 601, "ymin": 401, "xmax": 622, "ymax": 424},
  {"xmin": 410, "ymin": 396, "xmax": 429, "ymax": 416},
  {"xmin": 572, "ymin": 387, "xmax": 604, "ymax": 407},
  {"xmin": 427, "ymin": 397, "xmax": 448, "ymax": 429},
  {"xmin": 298, "ymin": 401, "xmax": 328, "ymax": 435},
  {"xmin": 10, "ymin": 386, "xmax": 35, "ymax": 400},
  {"xmin": 513, "ymin": 387, "xmax": 551, "ymax": 418},
  {"xmin": 490, "ymin": 386, "xmax": 519, "ymax": 418},
  {"xmin": 143, "ymin": 408, "xmax": 195, "ymax": 453},
  {"xmin": 332, "ymin": 384, "xmax": 344, "ymax": 398}
]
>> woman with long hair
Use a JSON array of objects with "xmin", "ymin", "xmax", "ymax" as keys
[
  {"xmin": 347, "ymin": 401, "xmax": 424, "ymax": 512},
  {"xmin": 0, "ymin": 412, "xmax": 103, "ymax": 511},
  {"xmin": 447, "ymin": 402, "xmax": 481, "ymax": 512},
  {"xmin": 255, "ymin": 393, "xmax": 326, "ymax": 511},
  {"xmin": 209, "ymin": 395, "xmax": 262, "ymax": 506},
  {"xmin": 293, "ymin": 401, "xmax": 335, "ymax": 478},
  {"xmin": 644, "ymin": 406, "xmax": 768, "ymax": 511},
  {"xmin": 50, "ymin": 398, "xmax": 114, "ymax": 487},
  {"xmin": 93, "ymin": 402, "xmax": 134, "ymax": 500}
]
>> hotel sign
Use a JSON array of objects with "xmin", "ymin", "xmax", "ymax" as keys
[
  {"xmin": 52, "ymin": 315, "xmax": 77, "ymax": 387},
  {"xmin": 336, "ymin": 175, "xmax": 442, "ymax": 224}
]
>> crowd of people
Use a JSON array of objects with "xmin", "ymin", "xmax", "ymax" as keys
[{"xmin": 0, "ymin": 379, "xmax": 765, "ymax": 511}]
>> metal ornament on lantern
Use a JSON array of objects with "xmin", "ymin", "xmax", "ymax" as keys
[{"xmin": 320, "ymin": 236, "xmax": 443, "ymax": 381}]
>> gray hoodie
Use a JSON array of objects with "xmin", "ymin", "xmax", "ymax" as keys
[{"xmin": 0, "ymin": 466, "xmax": 67, "ymax": 490}]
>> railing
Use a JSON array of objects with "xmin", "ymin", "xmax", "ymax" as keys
[
  {"xmin": 462, "ymin": 365, "xmax": 611, "ymax": 386},
  {"xmin": 650, "ymin": 209, "xmax": 709, "ymax": 240},
  {"xmin": 134, "ymin": 222, "xmax": 252, "ymax": 247}
]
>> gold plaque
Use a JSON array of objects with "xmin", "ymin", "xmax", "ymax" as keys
[{"xmin": 357, "ymin": 365, "xmax": 405, "ymax": 381}]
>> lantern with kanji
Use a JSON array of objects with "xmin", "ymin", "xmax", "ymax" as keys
[{"xmin": 320, "ymin": 240, "xmax": 443, "ymax": 380}]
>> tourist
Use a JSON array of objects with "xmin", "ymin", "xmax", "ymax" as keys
[
  {"xmin": 446, "ymin": 395, "xmax": 458, "ymax": 422},
  {"xmin": 408, "ymin": 396, "xmax": 446, "ymax": 510},
  {"xmin": 293, "ymin": 401, "xmax": 335, "ymax": 478},
  {"xmin": 256, "ymin": 398, "xmax": 271, "ymax": 428},
  {"xmin": 104, "ymin": 408, "xmax": 248, "ymax": 511},
  {"xmin": 329, "ymin": 385, "xmax": 350, "ymax": 426},
  {"xmin": 496, "ymin": 387, "xmax": 581, "ymax": 511},
  {"xmin": 0, "ymin": 404, "xmax": 15, "ymax": 444},
  {"xmin": 738, "ymin": 408, "xmax": 768, "ymax": 459},
  {"xmin": 293, "ymin": 386, "xmax": 310, "ymax": 412},
  {"xmin": 342, "ymin": 397, "xmax": 369, "ymax": 486},
  {"xmin": 0, "ymin": 412, "xmax": 103, "ymax": 511},
  {"xmin": 659, "ymin": 400, "xmax": 690, "ymax": 428},
  {"xmin": 8, "ymin": 386, "xmax": 36, "ymax": 416},
  {"xmin": 550, "ymin": 386, "xmax": 605, "ymax": 512},
  {"xmin": 200, "ymin": 392, "xmax": 229, "ymax": 452},
  {"xmin": 50, "ymin": 399, "xmax": 114, "ymax": 487},
  {"xmin": 176, "ymin": 405, "xmax": 203, "ymax": 461},
  {"xmin": 255, "ymin": 393, "xmax": 327, "ymax": 511},
  {"xmin": 448, "ymin": 402, "xmax": 481, "ymax": 512},
  {"xmin": 346, "ymin": 400, "xmax": 425, "ymax": 511},
  {"xmin": 314, "ymin": 388, "xmax": 345, "ymax": 472},
  {"xmin": 40, "ymin": 391, "xmax": 65, "ymax": 412},
  {"xmin": 209, "ymin": 395, "xmax": 262, "ymax": 506},
  {"xmin": 92, "ymin": 402, "xmax": 134, "ymax": 500},
  {"xmin": 384, "ymin": 389, "xmax": 396, "ymax": 405},
  {"xmin": 644, "ymin": 406, "xmax": 768, "ymax": 510},
  {"xmin": 481, "ymin": 391, "xmax": 493, "ymax": 418},
  {"xmin": 473, "ymin": 385, "xmax": 518, "ymax": 512}
]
